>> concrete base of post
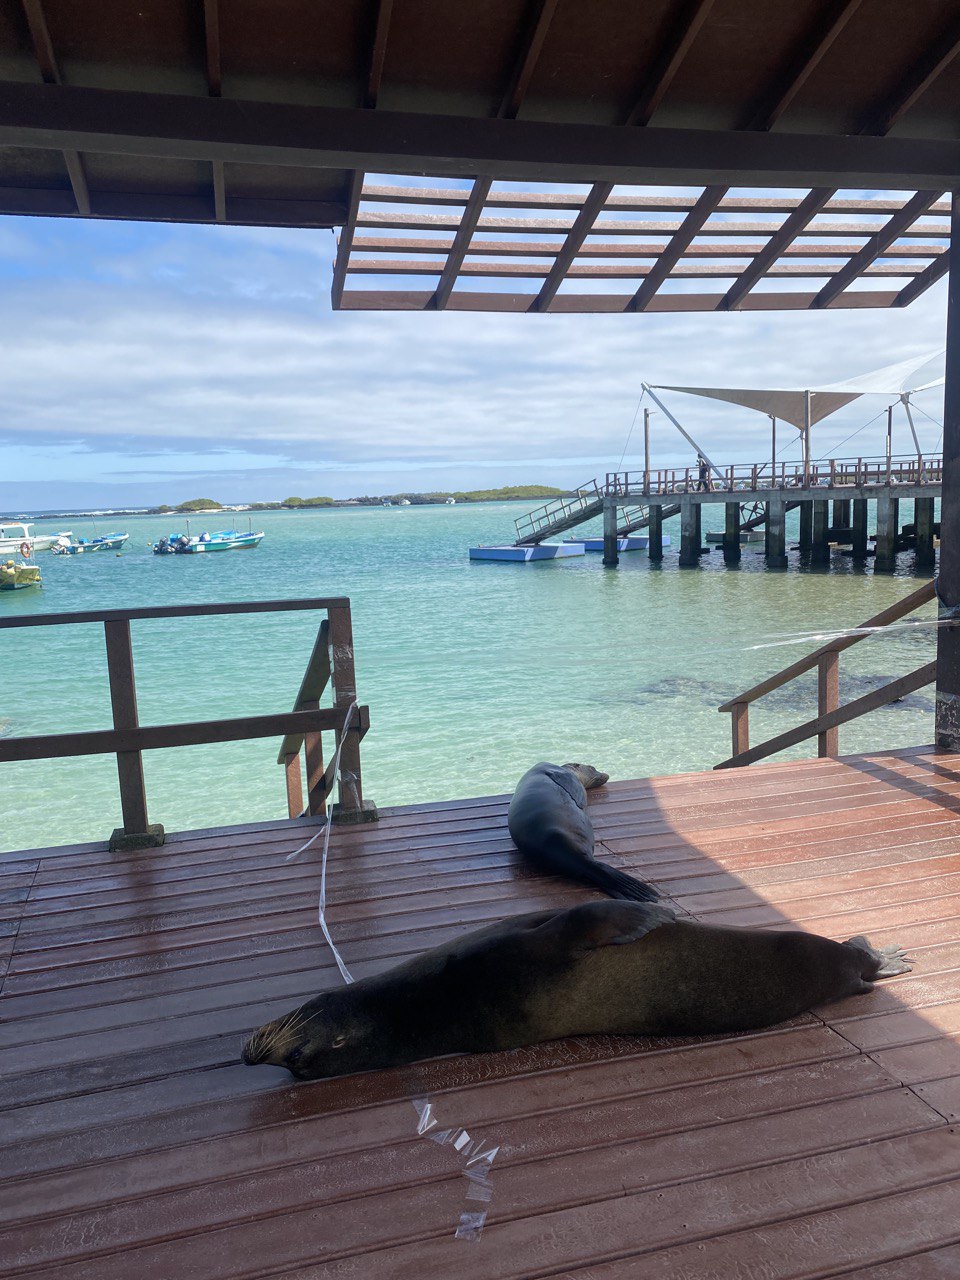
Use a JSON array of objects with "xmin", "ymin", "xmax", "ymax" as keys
[
  {"xmin": 109, "ymin": 823, "xmax": 165, "ymax": 852},
  {"xmin": 679, "ymin": 499, "xmax": 702, "ymax": 567},
  {"xmin": 331, "ymin": 799, "xmax": 379, "ymax": 825}
]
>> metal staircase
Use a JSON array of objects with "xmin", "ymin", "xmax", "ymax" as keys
[{"xmin": 513, "ymin": 481, "xmax": 604, "ymax": 545}]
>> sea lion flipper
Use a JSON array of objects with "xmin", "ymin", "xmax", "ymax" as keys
[
  {"xmin": 533, "ymin": 901, "xmax": 676, "ymax": 958},
  {"xmin": 543, "ymin": 767, "xmax": 588, "ymax": 809}
]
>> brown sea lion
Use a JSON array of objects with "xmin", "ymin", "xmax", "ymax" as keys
[
  {"xmin": 508, "ymin": 761, "xmax": 658, "ymax": 902},
  {"xmin": 242, "ymin": 901, "xmax": 911, "ymax": 1081}
]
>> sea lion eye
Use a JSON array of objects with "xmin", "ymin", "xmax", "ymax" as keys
[
  {"xmin": 331, "ymin": 1033, "xmax": 348, "ymax": 1049},
  {"xmin": 286, "ymin": 1046, "xmax": 304, "ymax": 1067}
]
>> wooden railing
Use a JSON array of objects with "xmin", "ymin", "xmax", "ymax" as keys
[
  {"xmin": 716, "ymin": 580, "xmax": 938, "ymax": 769},
  {"xmin": 0, "ymin": 599, "xmax": 372, "ymax": 848},
  {"xmin": 607, "ymin": 454, "xmax": 943, "ymax": 498}
]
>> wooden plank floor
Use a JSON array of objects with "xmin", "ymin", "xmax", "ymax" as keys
[{"xmin": 2, "ymin": 746, "xmax": 960, "ymax": 1278}]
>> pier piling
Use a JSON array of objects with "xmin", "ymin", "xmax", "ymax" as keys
[
  {"xmin": 765, "ymin": 495, "xmax": 787, "ymax": 567},
  {"xmin": 852, "ymin": 499, "xmax": 868, "ymax": 558},
  {"xmin": 648, "ymin": 505, "xmax": 663, "ymax": 561},
  {"xmin": 679, "ymin": 497, "xmax": 701, "ymax": 567},
  {"xmin": 811, "ymin": 500, "xmax": 830, "ymax": 563},
  {"xmin": 799, "ymin": 502, "xmax": 813, "ymax": 553},
  {"xmin": 916, "ymin": 495, "xmax": 936, "ymax": 567},
  {"xmin": 723, "ymin": 501, "xmax": 741, "ymax": 564},
  {"xmin": 875, "ymin": 491, "xmax": 898, "ymax": 571},
  {"xmin": 602, "ymin": 498, "xmax": 619, "ymax": 566}
]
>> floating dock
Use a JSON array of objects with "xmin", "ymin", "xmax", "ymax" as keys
[
  {"xmin": 469, "ymin": 543, "xmax": 585, "ymax": 562},
  {"xmin": 565, "ymin": 534, "xmax": 673, "ymax": 552}
]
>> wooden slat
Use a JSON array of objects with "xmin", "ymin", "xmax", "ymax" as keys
[{"xmin": 3, "ymin": 747, "xmax": 960, "ymax": 1279}]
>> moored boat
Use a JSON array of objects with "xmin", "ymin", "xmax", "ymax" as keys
[
  {"xmin": 153, "ymin": 529, "xmax": 265, "ymax": 554},
  {"xmin": 0, "ymin": 521, "xmax": 72, "ymax": 554},
  {"xmin": 0, "ymin": 559, "xmax": 42, "ymax": 590},
  {"xmin": 52, "ymin": 532, "xmax": 129, "ymax": 555}
]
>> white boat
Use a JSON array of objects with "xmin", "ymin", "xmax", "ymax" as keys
[
  {"xmin": 0, "ymin": 521, "xmax": 72, "ymax": 554},
  {"xmin": 52, "ymin": 532, "xmax": 129, "ymax": 555}
]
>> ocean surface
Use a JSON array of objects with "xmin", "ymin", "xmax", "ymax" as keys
[{"xmin": 0, "ymin": 501, "xmax": 939, "ymax": 852}]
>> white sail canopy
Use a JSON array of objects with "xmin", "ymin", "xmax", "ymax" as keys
[{"xmin": 653, "ymin": 350, "xmax": 944, "ymax": 429}]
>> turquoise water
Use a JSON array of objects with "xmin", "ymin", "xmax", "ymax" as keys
[{"xmin": 0, "ymin": 502, "xmax": 938, "ymax": 852}]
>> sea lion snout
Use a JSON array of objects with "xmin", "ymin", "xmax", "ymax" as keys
[
  {"xmin": 562, "ymin": 762, "xmax": 609, "ymax": 790},
  {"xmin": 242, "ymin": 995, "xmax": 370, "ymax": 1079}
]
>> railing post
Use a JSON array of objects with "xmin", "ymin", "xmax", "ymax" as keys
[
  {"xmin": 731, "ymin": 702, "xmax": 749, "ymax": 760},
  {"xmin": 303, "ymin": 700, "xmax": 327, "ymax": 817},
  {"xmin": 328, "ymin": 603, "xmax": 376, "ymax": 823},
  {"xmin": 103, "ymin": 618, "xmax": 164, "ymax": 850},
  {"xmin": 284, "ymin": 752, "xmax": 304, "ymax": 818},
  {"xmin": 817, "ymin": 651, "xmax": 840, "ymax": 757}
]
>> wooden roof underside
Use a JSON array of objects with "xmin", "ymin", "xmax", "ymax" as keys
[{"xmin": 2, "ymin": 0, "xmax": 960, "ymax": 311}]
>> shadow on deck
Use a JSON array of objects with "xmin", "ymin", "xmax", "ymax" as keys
[{"xmin": 1, "ymin": 747, "xmax": 959, "ymax": 1277}]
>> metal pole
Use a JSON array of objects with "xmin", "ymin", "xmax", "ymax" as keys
[
  {"xmin": 770, "ymin": 414, "xmax": 777, "ymax": 485},
  {"xmin": 902, "ymin": 393, "xmax": 921, "ymax": 454},
  {"xmin": 803, "ymin": 391, "xmax": 812, "ymax": 487},
  {"xmin": 642, "ymin": 383, "xmax": 722, "ymax": 480},
  {"xmin": 936, "ymin": 189, "xmax": 960, "ymax": 749},
  {"xmin": 886, "ymin": 403, "xmax": 893, "ymax": 483},
  {"xmin": 643, "ymin": 407, "xmax": 651, "ymax": 493}
]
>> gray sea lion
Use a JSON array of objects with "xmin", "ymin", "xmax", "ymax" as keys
[
  {"xmin": 242, "ymin": 901, "xmax": 911, "ymax": 1081},
  {"xmin": 508, "ymin": 761, "xmax": 658, "ymax": 902}
]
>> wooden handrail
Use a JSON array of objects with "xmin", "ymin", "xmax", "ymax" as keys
[
  {"xmin": 716, "ymin": 662, "xmax": 935, "ymax": 770},
  {"xmin": 717, "ymin": 579, "xmax": 936, "ymax": 711},
  {"xmin": 0, "ymin": 598, "xmax": 373, "ymax": 845},
  {"xmin": 716, "ymin": 579, "xmax": 939, "ymax": 770}
]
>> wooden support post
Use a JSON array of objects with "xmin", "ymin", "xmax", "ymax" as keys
[
  {"xmin": 915, "ymin": 495, "xmax": 936, "ymax": 567},
  {"xmin": 284, "ymin": 752, "xmax": 304, "ymax": 818},
  {"xmin": 764, "ymin": 494, "xmax": 787, "ymax": 568},
  {"xmin": 799, "ymin": 500, "xmax": 813, "ymax": 552},
  {"xmin": 602, "ymin": 496, "xmax": 620, "ymax": 566},
  {"xmin": 679, "ymin": 497, "xmax": 701, "ymax": 567},
  {"xmin": 723, "ymin": 501, "xmax": 741, "ymax": 564},
  {"xmin": 811, "ymin": 500, "xmax": 830, "ymax": 563},
  {"xmin": 647, "ymin": 503, "xmax": 663, "ymax": 561},
  {"xmin": 817, "ymin": 651, "xmax": 840, "ymax": 757},
  {"xmin": 852, "ymin": 498, "xmax": 868, "ymax": 559},
  {"xmin": 731, "ymin": 702, "xmax": 749, "ymax": 760},
  {"xmin": 874, "ymin": 490, "xmax": 897, "ymax": 572},
  {"xmin": 938, "ymin": 193, "xmax": 960, "ymax": 749},
  {"xmin": 303, "ymin": 700, "xmax": 327, "ymax": 817},
  {"xmin": 327, "ymin": 603, "xmax": 375, "ymax": 823},
  {"xmin": 103, "ymin": 618, "xmax": 163, "ymax": 849}
]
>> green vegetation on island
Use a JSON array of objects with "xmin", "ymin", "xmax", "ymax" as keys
[
  {"xmin": 148, "ymin": 485, "xmax": 565, "ymax": 516},
  {"xmin": 176, "ymin": 498, "xmax": 223, "ymax": 512}
]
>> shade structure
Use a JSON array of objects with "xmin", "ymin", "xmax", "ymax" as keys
[{"xmin": 653, "ymin": 351, "xmax": 945, "ymax": 428}]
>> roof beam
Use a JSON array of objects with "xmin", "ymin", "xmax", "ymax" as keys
[
  {"xmin": 332, "ymin": 0, "xmax": 394, "ymax": 308},
  {"xmin": 429, "ymin": 0, "xmax": 559, "ymax": 310},
  {"xmin": 894, "ymin": 251, "xmax": 951, "ymax": 308},
  {"xmin": 810, "ymin": 189, "xmax": 942, "ymax": 308},
  {"xmin": 530, "ymin": 0, "xmax": 716, "ymax": 312},
  {"xmin": 4, "ymin": 85, "xmax": 960, "ymax": 189},
  {"xmin": 864, "ymin": 16, "xmax": 960, "ymax": 136},
  {"xmin": 353, "ymin": 235, "xmax": 943, "ymax": 259},
  {"xmin": 716, "ymin": 187, "xmax": 834, "ymax": 310},
  {"xmin": 340, "ymin": 290, "xmax": 899, "ymax": 314},
  {"xmin": 19, "ymin": 0, "xmax": 90, "ymax": 214},
  {"xmin": 201, "ymin": 0, "xmax": 225, "ymax": 220},
  {"xmin": 721, "ymin": 12, "xmax": 960, "ymax": 310}
]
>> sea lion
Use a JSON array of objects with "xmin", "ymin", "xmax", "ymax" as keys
[
  {"xmin": 242, "ymin": 901, "xmax": 911, "ymax": 1081},
  {"xmin": 508, "ymin": 761, "xmax": 658, "ymax": 902}
]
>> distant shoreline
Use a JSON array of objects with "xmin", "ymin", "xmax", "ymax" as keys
[{"xmin": 3, "ymin": 488, "xmax": 566, "ymax": 522}]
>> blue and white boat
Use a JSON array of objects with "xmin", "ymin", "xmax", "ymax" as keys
[
  {"xmin": 153, "ymin": 529, "xmax": 265, "ymax": 555},
  {"xmin": 52, "ymin": 532, "xmax": 129, "ymax": 555}
]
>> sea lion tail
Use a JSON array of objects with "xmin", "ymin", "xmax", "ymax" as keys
[{"xmin": 583, "ymin": 861, "xmax": 659, "ymax": 903}]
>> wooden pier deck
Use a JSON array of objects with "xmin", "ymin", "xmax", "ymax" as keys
[{"xmin": 2, "ymin": 747, "xmax": 960, "ymax": 1278}]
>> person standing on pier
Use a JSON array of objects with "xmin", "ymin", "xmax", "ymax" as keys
[{"xmin": 696, "ymin": 454, "xmax": 713, "ymax": 492}]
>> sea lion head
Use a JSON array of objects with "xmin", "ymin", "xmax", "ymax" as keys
[
  {"xmin": 242, "ymin": 989, "xmax": 380, "ymax": 1080},
  {"xmin": 562, "ymin": 762, "xmax": 609, "ymax": 790}
]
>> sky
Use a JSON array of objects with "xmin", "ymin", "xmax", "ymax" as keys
[{"xmin": 0, "ymin": 187, "xmax": 949, "ymax": 512}]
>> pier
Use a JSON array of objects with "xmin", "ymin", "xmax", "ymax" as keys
[{"xmin": 506, "ymin": 455, "xmax": 942, "ymax": 571}]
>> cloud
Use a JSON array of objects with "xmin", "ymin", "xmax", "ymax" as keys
[{"xmin": 0, "ymin": 213, "xmax": 949, "ymax": 506}]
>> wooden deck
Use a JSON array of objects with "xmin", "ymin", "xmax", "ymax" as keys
[{"xmin": 2, "ymin": 747, "xmax": 960, "ymax": 1278}]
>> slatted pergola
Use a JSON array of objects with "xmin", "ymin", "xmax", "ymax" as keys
[{"xmin": 336, "ymin": 183, "xmax": 950, "ymax": 313}]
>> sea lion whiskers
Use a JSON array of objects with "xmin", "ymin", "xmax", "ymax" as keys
[{"xmin": 242, "ymin": 1003, "xmax": 318, "ymax": 1065}]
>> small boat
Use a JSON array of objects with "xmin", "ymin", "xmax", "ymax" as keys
[
  {"xmin": 445, "ymin": 498, "xmax": 456, "ymax": 505},
  {"xmin": 0, "ymin": 521, "xmax": 72, "ymax": 554},
  {"xmin": 52, "ymin": 532, "xmax": 129, "ymax": 555},
  {"xmin": 0, "ymin": 558, "xmax": 42, "ymax": 590},
  {"xmin": 153, "ymin": 529, "xmax": 265, "ymax": 554}
]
